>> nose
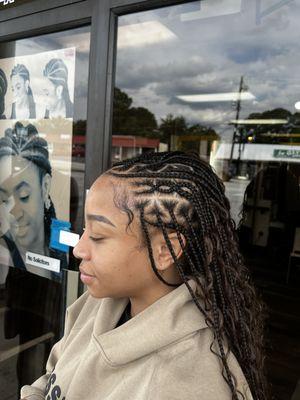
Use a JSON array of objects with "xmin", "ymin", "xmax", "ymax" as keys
[
  {"xmin": 73, "ymin": 231, "xmax": 91, "ymax": 261},
  {"xmin": 10, "ymin": 198, "xmax": 24, "ymax": 221}
]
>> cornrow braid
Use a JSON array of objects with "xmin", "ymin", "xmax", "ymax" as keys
[
  {"xmin": 0, "ymin": 68, "xmax": 7, "ymax": 97},
  {"xmin": 10, "ymin": 64, "xmax": 35, "ymax": 107},
  {"xmin": 0, "ymin": 68, "xmax": 7, "ymax": 117},
  {"xmin": 43, "ymin": 58, "xmax": 73, "ymax": 118},
  {"xmin": 106, "ymin": 150, "xmax": 268, "ymax": 400}
]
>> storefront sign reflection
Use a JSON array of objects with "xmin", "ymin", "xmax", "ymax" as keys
[{"xmin": 274, "ymin": 149, "xmax": 300, "ymax": 159}]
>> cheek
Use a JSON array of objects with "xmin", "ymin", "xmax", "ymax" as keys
[
  {"xmin": 97, "ymin": 247, "xmax": 121, "ymax": 269},
  {"xmin": 17, "ymin": 86, "xmax": 25, "ymax": 96},
  {"xmin": 24, "ymin": 195, "xmax": 44, "ymax": 219},
  {"xmin": 91, "ymin": 242, "xmax": 132, "ymax": 276},
  {"xmin": 49, "ymin": 92, "xmax": 57, "ymax": 105}
]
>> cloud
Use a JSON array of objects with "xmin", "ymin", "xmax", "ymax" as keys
[
  {"xmin": 114, "ymin": 0, "xmax": 300, "ymax": 134},
  {"xmin": 116, "ymin": 55, "xmax": 213, "ymax": 90}
]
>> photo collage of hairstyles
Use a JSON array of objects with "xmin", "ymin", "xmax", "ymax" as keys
[{"xmin": 0, "ymin": 47, "xmax": 76, "ymax": 279}]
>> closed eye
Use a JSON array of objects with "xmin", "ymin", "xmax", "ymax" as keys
[
  {"xmin": 20, "ymin": 195, "xmax": 30, "ymax": 202},
  {"xmin": 89, "ymin": 236, "xmax": 104, "ymax": 242}
]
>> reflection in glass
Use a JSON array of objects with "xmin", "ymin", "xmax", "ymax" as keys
[
  {"xmin": 0, "ymin": 122, "xmax": 66, "ymax": 272},
  {"xmin": 113, "ymin": 1, "xmax": 300, "ymax": 398},
  {"xmin": 0, "ymin": 26, "xmax": 90, "ymax": 399}
]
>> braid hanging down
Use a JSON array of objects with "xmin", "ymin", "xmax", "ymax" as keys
[{"xmin": 105, "ymin": 150, "xmax": 268, "ymax": 400}]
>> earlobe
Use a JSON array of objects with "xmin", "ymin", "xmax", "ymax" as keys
[{"xmin": 56, "ymin": 85, "xmax": 63, "ymax": 99}]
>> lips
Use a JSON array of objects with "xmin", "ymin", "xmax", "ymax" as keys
[
  {"xmin": 14, "ymin": 223, "xmax": 29, "ymax": 237},
  {"xmin": 79, "ymin": 266, "xmax": 96, "ymax": 285},
  {"xmin": 79, "ymin": 266, "xmax": 94, "ymax": 277}
]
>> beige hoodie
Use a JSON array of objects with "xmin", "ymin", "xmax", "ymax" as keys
[{"xmin": 21, "ymin": 280, "xmax": 253, "ymax": 400}]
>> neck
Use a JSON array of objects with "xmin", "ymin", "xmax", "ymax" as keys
[
  {"xmin": 51, "ymin": 99, "xmax": 66, "ymax": 117},
  {"xmin": 18, "ymin": 233, "xmax": 46, "ymax": 260},
  {"xmin": 16, "ymin": 96, "xmax": 29, "ymax": 108},
  {"xmin": 29, "ymin": 240, "xmax": 47, "ymax": 255},
  {"xmin": 129, "ymin": 279, "xmax": 181, "ymax": 317}
]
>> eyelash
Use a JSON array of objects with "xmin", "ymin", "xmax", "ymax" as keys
[
  {"xmin": 89, "ymin": 236, "xmax": 104, "ymax": 242},
  {"xmin": 20, "ymin": 195, "xmax": 30, "ymax": 202}
]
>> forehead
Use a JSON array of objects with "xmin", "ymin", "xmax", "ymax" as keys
[
  {"xmin": 43, "ymin": 77, "xmax": 55, "ymax": 90},
  {"xmin": 11, "ymin": 74, "xmax": 24, "ymax": 84},
  {"xmin": 0, "ymin": 155, "xmax": 39, "ymax": 191},
  {"xmin": 85, "ymin": 176, "xmax": 132, "ymax": 230}
]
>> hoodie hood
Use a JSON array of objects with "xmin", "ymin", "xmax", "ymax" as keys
[{"xmin": 94, "ymin": 279, "xmax": 207, "ymax": 366}]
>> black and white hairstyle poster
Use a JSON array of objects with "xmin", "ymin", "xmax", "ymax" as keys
[{"xmin": 0, "ymin": 48, "xmax": 75, "ymax": 278}]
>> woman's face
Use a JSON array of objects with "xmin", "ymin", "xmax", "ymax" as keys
[
  {"xmin": 11, "ymin": 74, "xmax": 28, "ymax": 104},
  {"xmin": 73, "ymin": 175, "xmax": 161, "ymax": 299},
  {"xmin": 42, "ymin": 77, "xmax": 60, "ymax": 111},
  {"xmin": 0, "ymin": 155, "xmax": 46, "ymax": 250}
]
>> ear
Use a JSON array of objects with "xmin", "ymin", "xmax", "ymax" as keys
[
  {"xmin": 42, "ymin": 173, "xmax": 51, "ymax": 202},
  {"xmin": 25, "ymin": 80, "xmax": 30, "ymax": 92},
  {"xmin": 56, "ymin": 85, "xmax": 63, "ymax": 99},
  {"xmin": 154, "ymin": 231, "xmax": 186, "ymax": 271}
]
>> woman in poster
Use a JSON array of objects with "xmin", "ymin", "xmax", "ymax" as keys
[
  {"xmin": 0, "ymin": 122, "xmax": 64, "ymax": 390},
  {"xmin": 10, "ymin": 64, "xmax": 36, "ymax": 119},
  {"xmin": 43, "ymin": 58, "xmax": 73, "ymax": 118},
  {"xmin": 0, "ymin": 68, "xmax": 7, "ymax": 119},
  {"xmin": 0, "ymin": 122, "xmax": 56, "ymax": 268}
]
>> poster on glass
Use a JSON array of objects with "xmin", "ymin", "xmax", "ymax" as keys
[{"xmin": 0, "ymin": 47, "xmax": 75, "ymax": 279}]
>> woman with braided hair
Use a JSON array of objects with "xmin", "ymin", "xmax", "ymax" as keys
[
  {"xmin": 0, "ymin": 122, "xmax": 64, "ymax": 391},
  {"xmin": 0, "ymin": 121, "xmax": 58, "ymax": 272},
  {"xmin": 42, "ymin": 58, "xmax": 73, "ymax": 119},
  {"xmin": 10, "ymin": 64, "xmax": 36, "ymax": 119},
  {"xmin": 21, "ymin": 151, "xmax": 268, "ymax": 400}
]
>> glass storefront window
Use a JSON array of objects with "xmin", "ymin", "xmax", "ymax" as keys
[
  {"xmin": 0, "ymin": 26, "xmax": 90, "ymax": 399},
  {"xmin": 112, "ymin": 1, "xmax": 300, "ymax": 397}
]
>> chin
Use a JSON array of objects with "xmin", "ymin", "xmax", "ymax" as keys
[
  {"xmin": 87, "ymin": 286, "xmax": 124, "ymax": 300},
  {"xmin": 87, "ymin": 286, "xmax": 106, "ymax": 299},
  {"xmin": 16, "ymin": 239, "xmax": 30, "ymax": 249}
]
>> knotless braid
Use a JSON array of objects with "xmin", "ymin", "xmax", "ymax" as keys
[
  {"xmin": 106, "ymin": 151, "xmax": 268, "ymax": 400},
  {"xmin": 157, "ymin": 205, "xmax": 240, "ymax": 399}
]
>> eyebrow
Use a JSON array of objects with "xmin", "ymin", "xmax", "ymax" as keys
[
  {"xmin": 86, "ymin": 214, "xmax": 116, "ymax": 228},
  {"xmin": 15, "ymin": 181, "xmax": 30, "ymax": 192},
  {"xmin": 0, "ymin": 181, "xmax": 29, "ymax": 196}
]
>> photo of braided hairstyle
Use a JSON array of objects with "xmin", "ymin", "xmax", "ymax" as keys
[
  {"xmin": 106, "ymin": 150, "xmax": 268, "ymax": 400},
  {"xmin": 10, "ymin": 64, "xmax": 36, "ymax": 119},
  {"xmin": 43, "ymin": 58, "xmax": 73, "ymax": 118},
  {"xmin": 0, "ymin": 122, "xmax": 55, "ymax": 246},
  {"xmin": 0, "ymin": 68, "xmax": 7, "ymax": 118}
]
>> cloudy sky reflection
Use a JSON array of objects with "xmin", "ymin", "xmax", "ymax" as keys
[{"xmin": 116, "ymin": 0, "xmax": 300, "ymax": 140}]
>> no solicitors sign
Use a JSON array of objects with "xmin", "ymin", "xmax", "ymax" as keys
[{"xmin": 0, "ymin": 0, "xmax": 37, "ymax": 10}]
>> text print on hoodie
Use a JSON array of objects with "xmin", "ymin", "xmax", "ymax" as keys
[{"xmin": 21, "ymin": 280, "xmax": 253, "ymax": 400}]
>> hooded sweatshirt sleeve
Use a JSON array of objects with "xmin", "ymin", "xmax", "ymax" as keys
[{"xmin": 19, "ymin": 291, "xmax": 91, "ymax": 400}]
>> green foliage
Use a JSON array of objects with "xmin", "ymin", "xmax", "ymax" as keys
[
  {"xmin": 112, "ymin": 88, "xmax": 157, "ymax": 137},
  {"xmin": 112, "ymin": 88, "xmax": 219, "ymax": 143}
]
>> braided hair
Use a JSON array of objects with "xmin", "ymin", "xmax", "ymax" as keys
[
  {"xmin": 43, "ymin": 58, "xmax": 73, "ymax": 118},
  {"xmin": 105, "ymin": 150, "xmax": 268, "ymax": 400},
  {"xmin": 0, "ymin": 122, "xmax": 55, "ymax": 245},
  {"xmin": 10, "ymin": 64, "xmax": 36, "ymax": 118},
  {"xmin": 0, "ymin": 68, "xmax": 7, "ymax": 118}
]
